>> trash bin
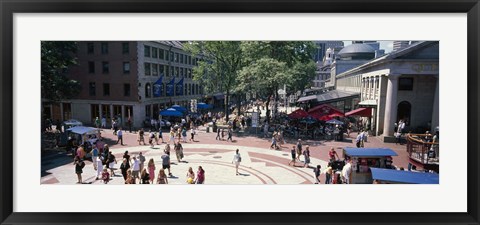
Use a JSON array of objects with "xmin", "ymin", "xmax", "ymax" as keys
[
  {"xmin": 213, "ymin": 126, "xmax": 217, "ymax": 133},
  {"xmin": 206, "ymin": 127, "xmax": 210, "ymax": 133}
]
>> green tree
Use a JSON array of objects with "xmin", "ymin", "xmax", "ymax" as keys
[
  {"xmin": 185, "ymin": 41, "xmax": 243, "ymax": 122},
  {"xmin": 41, "ymin": 41, "xmax": 81, "ymax": 103},
  {"xmin": 239, "ymin": 41, "xmax": 317, "ymax": 123}
]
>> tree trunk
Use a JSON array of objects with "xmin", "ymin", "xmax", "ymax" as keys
[
  {"xmin": 236, "ymin": 94, "xmax": 242, "ymax": 116},
  {"xmin": 265, "ymin": 94, "xmax": 271, "ymax": 124},
  {"xmin": 224, "ymin": 90, "xmax": 229, "ymax": 123}
]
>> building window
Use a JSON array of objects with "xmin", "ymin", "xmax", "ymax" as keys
[
  {"xmin": 145, "ymin": 105, "xmax": 151, "ymax": 118},
  {"xmin": 180, "ymin": 68, "xmax": 184, "ymax": 77},
  {"xmin": 102, "ymin": 62, "xmax": 109, "ymax": 74},
  {"xmin": 175, "ymin": 67, "xmax": 179, "ymax": 77},
  {"xmin": 170, "ymin": 52, "xmax": 174, "ymax": 62},
  {"xmin": 144, "ymin": 45, "xmax": 151, "ymax": 57},
  {"xmin": 175, "ymin": 53, "xmax": 179, "ymax": 62},
  {"xmin": 87, "ymin": 43, "xmax": 94, "ymax": 54},
  {"xmin": 122, "ymin": 42, "xmax": 129, "ymax": 54},
  {"xmin": 89, "ymin": 82, "xmax": 96, "ymax": 96},
  {"xmin": 170, "ymin": 66, "xmax": 174, "ymax": 76},
  {"xmin": 123, "ymin": 62, "xmax": 130, "ymax": 74},
  {"xmin": 101, "ymin": 42, "xmax": 108, "ymax": 54},
  {"xmin": 145, "ymin": 83, "xmax": 151, "ymax": 98},
  {"xmin": 188, "ymin": 56, "xmax": 192, "ymax": 65},
  {"xmin": 103, "ymin": 83, "xmax": 110, "ymax": 96},
  {"xmin": 166, "ymin": 66, "xmax": 170, "ymax": 77},
  {"xmin": 88, "ymin": 61, "xmax": 95, "ymax": 74},
  {"xmin": 184, "ymin": 85, "xmax": 187, "ymax": 96},
  {"xmin": 399, "ymin": 78, "xmax": 413, "ymax": 90},
  {"xmin": 152, "ymin": 64, "xmax": 158, "ymax": 76},
  {"xmin": 180, "ymin": 54, "xmax": 184, "ymax": 63},
  {"xmin": 152, "ymin": 47, "xmax": 158, "ymax": 58},
  {"xmin": 144, "ymin": 63, "xmax": 151, "ymax": 76},
  {"xmin": 159, "ymin": 49, "xmax": 165, "ymax": 60},
  {"xmin": 165, "ymin": 51, "xmax": 170, "ymax": 61},
  {"xmin": 124, "ymin": 83, "xmax": 131, "ymax": 96},
  {"xmin": 159, "ymin": 65, "xmax": 165, "ymax": 76}
]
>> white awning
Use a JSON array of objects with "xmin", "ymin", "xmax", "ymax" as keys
[
  {"xmin": 359, "ymin": 99, "xmax": 377, "ymax": 106},
  {"xmin": 297, "ymin": 95, "xmax": 317, "ymax": 102}
]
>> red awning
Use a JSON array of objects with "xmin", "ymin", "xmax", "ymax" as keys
[
  {"xmin": 345, "ymin": 107, "xmax": 372, "ymax": 117},
  {"xmin": 288, "ymin": 109, "xmax": 309, "ymax": 119}
]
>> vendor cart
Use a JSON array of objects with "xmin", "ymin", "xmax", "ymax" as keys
[{"xmin": 342, "ymin": 147, "xmax": 398, "ymax": 184}]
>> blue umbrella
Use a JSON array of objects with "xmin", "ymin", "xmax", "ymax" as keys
[
  {"xmin": 197, "ymin": 102, "xmax": 213, "ymax": 109},
  {"xmin": 171, "ymin": 105, "xmax": 187, "ymax": 112},
  {"xmin": 326, "ymin": 119, "xmax": 344, "ymax": 125},
  {"xmin": 160, "ymin": 108, "xmax": 183, "ymax": 117}
]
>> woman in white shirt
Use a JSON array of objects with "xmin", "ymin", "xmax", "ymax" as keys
[{"xmin": 232, "ymin": 149, "xmax": 241, "ymax": 175}]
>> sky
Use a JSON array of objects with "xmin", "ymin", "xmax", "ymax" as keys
[{"xmin": 343, "ymin": 41, "xmax": 394, "ymax": 53}]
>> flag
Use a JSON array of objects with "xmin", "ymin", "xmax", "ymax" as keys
[
  {"xmin": 175, "ymin": 78, "xmax": 184, "ymax": 96},
  {"xmin": 166, "ymin": 77, "xmax": 175, "ymax": 96},
  {"xmin": 153, "ymin": 75, "xmax": 163, "ymax": 97}
]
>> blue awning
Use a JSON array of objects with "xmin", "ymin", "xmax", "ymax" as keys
[
  {"xmin": 344, "ymin": 147, "xmax": 398, "ymax": 157},
  {"xmin": 370, "ymin": 168, "xmax": 439, "ymax": 184}
]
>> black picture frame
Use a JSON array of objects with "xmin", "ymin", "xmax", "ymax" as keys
[{"xmin": 1, "ymin": 1, "xmax": 479, "ymax": 224}]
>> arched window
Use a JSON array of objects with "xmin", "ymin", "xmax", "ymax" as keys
[
  {"xmin": 397, "ymin": 101, "xmax": 411, "ymax": 126},
  {"xmin": 145, "ymin": 83, "xmax": 151, "ymax": 98}
]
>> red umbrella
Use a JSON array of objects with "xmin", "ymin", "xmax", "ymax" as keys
[
  {"xmin": 328, "ymin": 112, "xmax": 344, "ymax": 118},
  {"xmin": 318, "ymin": 115, "xmax": 332, "ymax": 121},
  {"xmin": 288, "ymin": 109, "xmax": 309, "ymax": 119}
]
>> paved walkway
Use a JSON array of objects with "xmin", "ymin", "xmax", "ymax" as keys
[{"xmin": 41, "ymin": 123, "xmax": 411, "ymax": 185}]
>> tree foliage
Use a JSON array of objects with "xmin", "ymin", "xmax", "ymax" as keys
[{"xmin": 41, "ymin": 41, "xmax": 81, "ymax": 103}]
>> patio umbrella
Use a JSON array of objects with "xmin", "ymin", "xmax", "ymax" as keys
[
  {"xmin": 300, "ymin": 116, "xmax": 317, "ymax": 129},
  {"xmin": 171, "ymin": 105, "xmax": 187, "ymax": 112},
  {"xmin": 160, "ymin": 108, "xmax": 183, "ymax": 117},
  {"xmin": 197, "ymin": 102, "xmax": 213, "ymax": 109},
  {"xmin": 328, "ymin": 112, "xmax": 344, "ymax": 118},
  {"xmin": 326, "ymin": 119, "xmax": 344, "ymax": 125},
  {"xmin": 288, "ymin": 109, "xmax": 309, "ymax": 119},
  {"xmin": 318, "ymin": 115, "xmax": 332, "ymax": 121}
]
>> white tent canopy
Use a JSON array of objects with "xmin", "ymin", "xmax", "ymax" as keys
[{"xmin": 67, "ymin": 126, "xmax": 100, "ymax": 135}]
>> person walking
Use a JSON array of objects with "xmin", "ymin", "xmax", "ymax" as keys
[
  {"xmin": 324, "ymin": 162, "xmax": 333, "ymax": 184},
  {"xmin": 74, "ymin": 156, "xmax": 85, "ymax": 184},
  {"xmin": 328, "ymin": 147, "xmax": 340, "ymax": 163},
  {"xmin": 119, "ymin": 159, "xmax": 130, "ymax": 181},
  {"xmin": 161, "ymin": 151, "xmax": 172, "ymax": 177},
  {"xmin": 113, "ymin": 119, "xmax": 118, "ymax": 135},
  {"xmin": 95, "ymin": 155, "xmax": 104, "ymax": 180},
  {"xmin": 227, "ymin": 128, "xmax": 233, "ymax": 142},
  {"xmin": 131, "ymin": 156, "xmax": 141, "ymax": 183},
  {"xmin": 123, "ymin": 151, "xmax": 131, "ymax": 167},
  {"xmin": 101, "ymin": 168, "xmax": 110, "ymax": 184},
  {"xmin": 101, "ymin": 116, "xmax": 107, "ymax": 129},
  {"xmin": 95, "ymin": 117, "xmax": 101, "ymax": 128},
  {"xmin": 140, "ymin": 168, "xmax": 150, "ymax": 184},
  {"xmin": 216, "ymin": 127, "xmax": 221, "ymax": 141},
  {"xmin": 195, "ymin": 166, "xmax": 205, "ymax": 184},
  {"xmin": 221, "ymin": 128, "xmax": 225, "ymax": 141},
  {"xmin": 164, "ymin": 144, "xmax": 171, "ymax": 156},
  {"xmin": 186, "ymin": 167, "xmax": 195, "ymax": 184},
  {"xmin": 181, "ymin": 127, "xmax": 187, "ymax": 143},
  {"xmin": 169, "ymin": 128, "xmax": 175, "ymax": 144},
  {"xmin": 148, "ymin": 158, "xmax": 156, "ymax": 184},
  {"xmin": 138, "ymin": 152, "xmax": 146, "ymax": 172},
  {"xmin": 157, "ymin": 168, "xmax": 168, "ymax": 184},
  {"xmin": 127, "ymin": 116, "xmax": 132, "ymax": 133},
  {"xmin": 116, "ymin": 128, "xmax": 123, "ymax": 145},
  {"xmin": 158, "ymin": 128, "xmax": 164, "ymax": 143},
  {"xmin": 313, "ymin": 165, "xmax": 321, "ymax": 184},
  {"xmin": 296, "ymin": 139, "xmax": 303, "ymax": 161},
  {"xmin": 149, "ymin": 132, "xmax": 155, "ymax": 148},
  {"xmin": 303, "ymin": 145, "xmax": 311, "ymax": 168},
  {"xmin": 91, "ymin": 146, "xmax": 99, "ymax": 171},
  {"xmin": 125, "ymin": 169, "xmax": 135, "ymax": 184},
  {"xmin": 138, "ymin": 129, "xmax": 146, "ymax": 145},
  {"xmin": 288, "ymin": 145, "xmax": 296, "ymax": 166},
  {"xmin": 190, "ymin": 127, "xmax": 196, "ymax": 142},
  {"xmin": 270, "ymin": 136, "xmax": 277, "ymax": 150},
  {"xmin": 342, "ymin": 158, "xmax": 353, "ymax": 184},
  {"xmin": 174, "ymin": 141, "xmax": 184, "ymax": 163},
  {"xmin": 232, "ymin": 149, "xmax": 242, "ymax": 175},
  {"xmin": 107, "ymin": 151, "xmax": 117, "ymax": 177}
]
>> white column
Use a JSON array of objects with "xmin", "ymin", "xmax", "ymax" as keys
[
  {"xmin": 383, "ymin": 74, "xmax": 401, "ymax": 136},
  {"xmin": 362, "ymin": 78, "xmax": 366, "ymax": 100},
  {"xmin": 431, "ymin": 76, "xmax": 439, "ymax": 132}
]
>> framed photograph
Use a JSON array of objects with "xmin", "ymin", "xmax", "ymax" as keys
[{"xmin": 1, "ymin": 0, "xmax": 479, "ymax": 224}]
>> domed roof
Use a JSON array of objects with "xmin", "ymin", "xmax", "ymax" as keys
[{"xmin": 338, "ymin": 44, "xmax": 375, "ymax": 56}]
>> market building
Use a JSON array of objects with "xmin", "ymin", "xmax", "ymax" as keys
[
  {"xmin": 335, "ymin": 41, "xmax": 439, "ymax": 141},
  {"xmin": 42, "ymin": 41, "xmax": 205, "ymax": 128}
]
